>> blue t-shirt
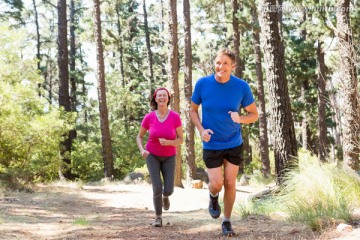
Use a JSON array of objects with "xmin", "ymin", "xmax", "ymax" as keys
[{"xmin": 191, "ymin": 74, "xmax": 255, "ymax": 150}]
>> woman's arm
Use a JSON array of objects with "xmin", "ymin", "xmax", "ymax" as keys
[
  {"xmin": 159, "ymin": 126, "xmax": 184, "ymax": 146},
  {"xmin": 136, "ymin": 126, "xmax": 150, "ymax": 158}
]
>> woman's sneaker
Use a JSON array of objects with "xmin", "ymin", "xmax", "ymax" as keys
[
  {"xmin": 222, "ymin": 221, "xmax": 235, "ymax": 237},
  {"xmin": 152, "ymin": 217, "xmax": 162, "ymax": 227},
  {"xmin": 163, "ymin": 196, "xmax": 170, "ymax": 210},
  {"xmin": 209, "ymin": 194, "xmax": 221, "ymax": 219}
]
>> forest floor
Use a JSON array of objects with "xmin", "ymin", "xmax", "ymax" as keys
[{"xmin": 0, "ymin": 181, "xmax": 359, "ymax": 240}]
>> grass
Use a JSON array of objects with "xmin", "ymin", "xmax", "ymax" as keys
[
  {"xmin": 73, "ymin": 217, "xmax": 90, "ymax": 226},
  {"xmin": 237, "ymin": 149, "xmax": 360, "ymax": 230}
]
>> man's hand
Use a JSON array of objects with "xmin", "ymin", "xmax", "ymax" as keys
[
  {"xmin": 201, "ymin": 129, "xmax": 214, "ymax": 142},
  {"xmin": 228, "ymin": 111, "xmax": 241, "ymax": 123}
]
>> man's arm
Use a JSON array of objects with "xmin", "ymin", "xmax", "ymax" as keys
[
  {"xmin": 228, "ymin": 102, "xmax": 258, "ymax": 124},
  {"xmin": 189, "ymin": 101, "xmax": 204, "ymax": 134},
  {"xmin": 189, "ymin": 101, "xmax": 213, "ymax": 142}
]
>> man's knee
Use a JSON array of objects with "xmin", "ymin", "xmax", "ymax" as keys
[
  {"xmin": 209, "ymin": 180, "xmax": 223, "ymax": 192},
  {"xmin": 224, "ymin": 178, "xmax": 236, "ymax": 189}
]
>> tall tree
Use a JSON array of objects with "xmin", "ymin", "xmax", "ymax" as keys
[
  {"xmin": 232, "ymin": 0, "xmax": 242, "ymax": 78},
  {"xmin": 251, "ymin": 6, "xmax": 270, "ymax": 177},
  {"xmin": 336, "ymin": 0, "xmax": 359, "ymax": 170},
  {"xmin": 32, "ymin": 0, "xmax": 42, "ymax": 96},
  {"xmin": 316, "ymin": 41, "xmax": 328, "ymax": 162},
  {"xmin": 299, "ymin": 10, "xmax": 312, "ymax": 151},
  {"xmin": 183, "ymin": 0, "xmax": 196, "ymax": 182},
  {"xmin": 69, "ymin": 0, "xmax": 77, "ymax": 146},
  {"xmin": 94, "ymin": 0, "xmax": 114, "ymax": 179},
  {"xmin": 143, "ymin": 0, "xmax": 154, "ymax": 94},
  {"xmin": 232, "ymin": 0, "xmax": 251, "ymax": 171},
  {"xmin": 57, "ymin": 0, "xmax": 73, "ymax": 180},
  {"xmin": 168, "ymin": 0, "xmax": 182, "ymax": 187},
  {"xmin": 259, "ymin": 0, "xmax": 298, "ymax": 184}
]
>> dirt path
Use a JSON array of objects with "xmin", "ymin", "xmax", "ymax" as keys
[{"xmin": 0, "ymin": 182, "xmax": 357, "ymax": 239}]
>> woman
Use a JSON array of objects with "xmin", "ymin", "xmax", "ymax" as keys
[{"xmin": 136, "ymin": 87, "xmax": 183, "ymax": 227}]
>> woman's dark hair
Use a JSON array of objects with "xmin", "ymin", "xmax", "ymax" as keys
[{"xmin": 150, "ymin": 88, "xmax": 171, "ymax": 110}]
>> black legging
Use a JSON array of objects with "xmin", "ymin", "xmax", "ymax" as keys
[{"xmin": 146, "ymin": 154, "xmax": 176, "ymax": 216}]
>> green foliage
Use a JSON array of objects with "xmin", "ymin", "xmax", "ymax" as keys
[
  {"xmin": 238, "ymin": 150, "xmax": 360, "ymax": 230},
  {"xmin": 237, "ymin": 196, "xmax": 284, "ymax": 219},
  {"xmin": 72, "ymin": 217, "xmax": 89, "ymax": 226},
  {"xmin": 71, "ymin": 140, "xmax": 103, "ymax": 181},
  {"xmin": 0, "ymin": 25, "xmax": 73, "ymax": 186},
  {"xmin": 279, "ymin": 150, "xmax": 360, "ymax": 230}
]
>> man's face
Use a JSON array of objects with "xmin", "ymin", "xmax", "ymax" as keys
[{"xmin": 214, "ymin": 54, "xmax": 235, "ymax": 80}]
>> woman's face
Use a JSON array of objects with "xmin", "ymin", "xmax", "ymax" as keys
[
  {"xmin": 214, "ymin": 54, "xmax": 235, "ymax": 80},
  {"xmin": 155, "ymin": 89, "xmax": 169, "ymax": 107}
]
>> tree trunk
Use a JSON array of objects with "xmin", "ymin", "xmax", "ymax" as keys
[
  {"xmin": 232, "ymin": 0, "xmax": 242, "ymax": 78},
  {"xmin": 94, "ymin": 0, "xmax": 114, "ymax": 179},
  {"xmin": 252, "ymin": 7, "xmax": 270, "ymax": 177},
  {"xmin": 317, "ymin": 41, "xmax": 328, "ymax": 162},
  {"xmin": 168, "ymin": 0, "xmax": 183, "ymax": 188},
  {"xmin": 183, "ymin": 0, "xmax": 196, "ymax": 182},
  {"xmin": 259, "ymin": 0, "xmax": 298, "ymax": 184},
  {"xmin": 301, "ymin": 80, "xmax": 311, "ymax": 150},
  {"xmin": 32, "ymin": 0, "xmax": 42, "ymax": 96},
  {"xmin": 299, "ymin": 10, "xmax": 312, "ymax": 151},
  {"xmin": 160, "ymin": 0, "xmax": 167, "ymax": 76},
  {"xmin": 336, "ymin": 0, "xmax": 360, "ymax": 170},
  {"xmin": 69, "ymin": 0, "xmax": 77, "ymax": 144},
  {"xmin": 329, "ymin": 81, "xmax": 342, "ymax": 163},
  {"xmin": 232, "ymin": 0, "xmax": 251, "ymax": 171},
  {"xmin": 57, "ymin": 0, "xmax": 73, "ymax": 180},
  {"xmin": 114, "ymin": 3, "xmax": 128, "ymax": 129},
  {"xmin": 143, "ymin": 0, "xmax": 154, "ymax": 94}
]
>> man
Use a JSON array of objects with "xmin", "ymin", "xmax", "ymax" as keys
[{"xmin": 190, "ymin": 48, "xmax": 258, "ymax": 237}]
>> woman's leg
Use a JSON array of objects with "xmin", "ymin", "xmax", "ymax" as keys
[
  {"xmin": 146, "ymin": 154, "xmax": 163, "ymax": 216},
  {"xmin": 161, "ymin": 155, "xmax": 176, "ymax": 197}
]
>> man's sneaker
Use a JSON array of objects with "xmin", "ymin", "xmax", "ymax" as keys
[
  {"xmin": 152, "ymin": 217, "xmax": 162, "ymax": 227},
  {"xmin": 163, "ymin": 196, "xmax": 170, "ymax": 210},
  {"xmin": 208, "ymin": 194, "xmax": 221, "ymax": 219},
  {"xmin": 222, "ymin": 221, "xmax": 235, "ymax": 237}
]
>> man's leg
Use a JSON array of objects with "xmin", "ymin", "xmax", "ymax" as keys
[
  {"xmin": 223, "ymin": 159, "xmax": 239, "ymax": 219},
  {"xmin": 207, "ymin": 166, "xmax": 223, "ymax": 218},
  {"xmin": 207, "ymin": 166, "xmax": 223, "ymax": 195}
]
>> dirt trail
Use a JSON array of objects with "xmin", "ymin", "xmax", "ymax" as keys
[{"xmin": 0, "ymin": 182, "xmax": 357, "ymax": 239}]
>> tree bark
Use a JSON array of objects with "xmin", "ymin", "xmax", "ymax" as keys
[
  {"xmin": 259, "ymin": 0, "xmax": 298, "ymax": 184},
  {"xmin": 317, "ymin": 41, "xmax": 328, "ymax": 162},
  {"xmin": 251, "ymin": 7, "xmax": 270, "ymax": 177},
  {"xmin": 336, "ymin": 0, "xmax": 360, "ymax": 170},
  {"xmin": 94, "ymin": 0, "xmax": 114, "ymax": 179},
  {"xmin": 32, "ymin": 0, "xmax": 42, "ymax": 96},
  {"xmin": 69, "ymin": 0, "xmax": 77, "ymax": 144},
  {"xmin": 232, "ymin": 0, "xmax": 250, "ymax": 172},
  {"xmin": 168, "ymin": 0, "xmax": 183, "ymax": 187},
  {"xmin": 57, "ymin": 0, "xmax": 73, "ymax": 180},
  {"xmin": 299, "ymin": 10, "xmax": 312, "ymax": 151},
  {"xmin": 183, "ymin": 0, "xmax": 196, "ymax": 182},
  {"xmin": 143, "ymin": 0, "xmax": 154, "ymax": 94},
  {"xmin": 232, "ymin": 0, "xmax": 242, "ymax": 78}
]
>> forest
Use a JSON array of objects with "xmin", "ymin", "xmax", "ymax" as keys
[
  {"xmin": 1, "ymin": 0, "xmax": 360, "ymax": 225},
  {"xmin": 1, "ymin": 0, "xmax": 360, "ymax": 236}
]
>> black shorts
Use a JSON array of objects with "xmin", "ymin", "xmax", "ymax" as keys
[{"xmin": 203, "ymin": 145, "xmax": 243, "ymax": 169}]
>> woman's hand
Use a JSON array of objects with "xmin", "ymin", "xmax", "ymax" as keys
[
  {"xmin": 141, "ymin": 149, "xmax": 150, "ymax": 158},
  {"xmin": 158, "ymin": 138, "xmax": 168, "ymax": 146}
]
